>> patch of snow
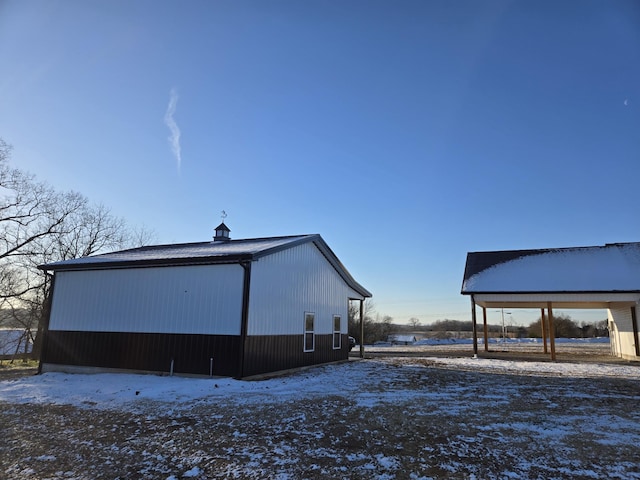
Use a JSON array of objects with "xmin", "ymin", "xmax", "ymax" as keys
[
  {"xmin": 182, "ymin": 466, "xmax": 201, "ymax": 477},
  {"xmin": 35, "ymin": 455, "xmax": 56, "ymax": 461},
  {"xmin": 1, "ymin": 351, "xmax": 638, "ymax": 411},
  {"xmin": 2, "ymin": 354, "xmax": 640, "ymax": 480}
]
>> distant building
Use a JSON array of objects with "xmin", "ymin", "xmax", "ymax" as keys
[
  {"xmin": 387, "ymin": 334, "xmax": 417, "ymax": 345},
  {"xmin": 462, "ymin": 242, "xmax": 640, "ymax": 361},
  {"xmin": 38, "ymin": 223, "xmax": 371, "ymax": 377}
]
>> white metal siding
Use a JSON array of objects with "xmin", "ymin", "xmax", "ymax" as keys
[
  {"xmin": 608, "ymin": 304, "xmax": 638, "ymax": 359},
  {"xmin": 49, "ymin": 265, "xmax": 244, "ymax": 335},
  {"xmin": 248, "ymin": 242, "xmax": 350, "ymax": 335}
]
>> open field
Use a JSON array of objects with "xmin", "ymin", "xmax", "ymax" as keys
[
  {"xmin": 1, "ymin": 346, "xmax": 640, "ymax": 479},
  {"xmin": 357, "ymin": 338, "xmax": 620, "ymax": 363}
]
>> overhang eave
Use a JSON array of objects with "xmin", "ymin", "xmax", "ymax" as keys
[
  {"xmin": 474, "ymin": 300, "xmax": 629, "ymax": 309},
  {"xmin": 471, "ymin": 292, "xmax": 640, "ymax": 310}
]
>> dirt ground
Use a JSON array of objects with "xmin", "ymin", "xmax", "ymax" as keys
[
  {"xmin": 356, "ymin": 340, "xmax": 622, "ymax": 362},
  {"xmin": 1, "ymin": 347, "xmax": 640, "ymax": 479}
]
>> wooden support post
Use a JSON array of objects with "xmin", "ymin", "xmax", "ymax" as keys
[
  {"xmin": 471, "ymin": 295, "xmax": 478, "ymax": 357},
  {"xmin": 540, "ymin": 308, "xmax": 548, "ymax": 354},
  {"xmin": 482, "ymin": 307, "xmax": 489, "ymax": 352},
  {"xmin": 547, "ymin": 302, "xmax": 556, "ymax": 361},
  {"xmin": 359, "ymin": 299, "xmax": 365, "ymax": 359},
  {"xmin": 631, "ymin": 306, "xmax": 640, "ymax": 357}
]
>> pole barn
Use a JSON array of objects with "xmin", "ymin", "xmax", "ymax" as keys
[
  {"xmin": 38, "ymin": 224, "xmax": 371, "ymax": 378},
  {"xmin": 461, "ymin": 242, "xmax": 640, "ymax": 361}
]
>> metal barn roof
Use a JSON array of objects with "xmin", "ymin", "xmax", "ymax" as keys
[
  {"xmin": 39, "ymin": 234, "xmax": 372, "ymax": 298},
  {"xmin": 462, "ymin": 242, "xmax": 640, "ymax": 294}
]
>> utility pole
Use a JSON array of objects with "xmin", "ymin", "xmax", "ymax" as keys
[{"xmin": 499, "ymin": 308, "xmax": 511, "ymax": 343}]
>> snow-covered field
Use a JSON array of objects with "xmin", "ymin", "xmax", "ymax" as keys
[
  {"xmin": 1, "ymin": 347, "xmax": 640, "ymax": 479},
  {"xmin": 362, "ymin": 336, "xmax": 617, "ymax": 359},
  {"xmin": 0, "ymin": 329, "xmax": 32, "ymax": 356}
]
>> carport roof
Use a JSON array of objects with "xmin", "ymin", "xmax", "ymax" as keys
[{"xmin": 462, "ymin": 242, "xmax": 640, "ymax": 295}]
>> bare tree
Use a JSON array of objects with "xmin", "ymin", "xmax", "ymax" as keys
[
  {"xmin": 0, "ymin": 140, "xmax": 85, "ymax": 306},
  {"xmin": 527, "ymin": 314, "xmax": 580, "ymax": 338},
  {"xmin": 408, "ymin": 317, "xmax": 421, "ymax": 328},
  {"xmin": 346, "ymin": 300, "xmax": 402, "ymax": 344},
  {"xmin": 0, "ymin": 139, "xmax": 156, "ymax": 358},
  {"xmin": 348, "ymin": 299, "xmax": 377, "ymax": 342}
]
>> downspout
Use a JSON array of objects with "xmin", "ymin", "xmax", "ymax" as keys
[
  {"xmin": 236, "ymin": 261, "xmax": 252, "ymax": 379},
  {"xmin": 37, "ymin": 273, "xmax": 56, "ymax": 375}
]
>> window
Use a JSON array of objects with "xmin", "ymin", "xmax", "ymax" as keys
[
  {"xmin": 333, "ymin": 315, "xmax": 341, "ymax": 349},
  {"xmin": 304, "ymin": 312, "xmax": 315, "ymax": 352}
]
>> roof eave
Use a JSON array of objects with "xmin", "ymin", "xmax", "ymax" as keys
[
  {"xmin": 310, "ymin": 236, "xmax": 372, "ymax": 298},
  {"xmin": 462, "ymin": 289, "xmax": 640, "ymax": 295},
  {"xmin": 38, "ymin": 253, "xmax": 256, "ymax": 272}
]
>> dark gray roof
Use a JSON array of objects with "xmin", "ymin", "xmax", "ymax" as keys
[
  {"xmin": 39, "ymin": 234, "xmax": 372, "ymax": 298},
  {"xmin": 462, "ymin": 242, "xmax": 640, "ymax": 294}
]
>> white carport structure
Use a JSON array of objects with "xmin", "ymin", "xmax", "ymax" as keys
[{"xmin": 461, "ymin": 243, "xmax": 640, "ymax": 361}]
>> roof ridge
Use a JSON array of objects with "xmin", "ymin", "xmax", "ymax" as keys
[{"xmin": 93, "ymin": 234, "xmax": 318, "ymax": 256}]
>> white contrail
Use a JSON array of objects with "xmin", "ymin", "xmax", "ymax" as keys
[{"xmin": 164, "ymin": 88, "xmax": 182, "ymax": 171}]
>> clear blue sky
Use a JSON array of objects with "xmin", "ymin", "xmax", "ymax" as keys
[{"xmin": 1, "ymin": 0, "xmax": 639, "ymax": 326}]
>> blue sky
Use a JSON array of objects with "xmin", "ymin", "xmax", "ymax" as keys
[{"xmin": 1, "ymin": 0, "xmax": 639, "ymax": 325}]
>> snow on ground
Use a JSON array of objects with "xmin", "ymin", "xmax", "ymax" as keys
[
  {"xmin": 1, "ymin": 342, "xmax": 637, "ymax": 410},
  {"xmin": 2, "ymin": 342, "xmax": 640, "ymax": 479}
]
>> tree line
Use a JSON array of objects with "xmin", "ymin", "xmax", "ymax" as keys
[
  {"xmin": 0, "ymin": 139, "xmax": 153, "ymax": 360},
  {"xmin": 348, "ymin": 302, "xmax": 609, "ymax": 344}
]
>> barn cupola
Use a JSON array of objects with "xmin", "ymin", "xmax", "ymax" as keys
[{"xmin": 213, "ymin": 222, "xmax": 231, "ymax": 242}]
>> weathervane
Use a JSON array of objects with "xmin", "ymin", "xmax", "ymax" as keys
[{"xmin": 221, "ymin": 210, "xmax": 227, "ymax": 222}]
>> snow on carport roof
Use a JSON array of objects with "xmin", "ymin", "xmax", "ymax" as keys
[{"xmin": 462, "ymin": 242, "xmax": 640, "ymax": 293}]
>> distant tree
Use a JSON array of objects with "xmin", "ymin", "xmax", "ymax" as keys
[
  {"xmin": 431, "ymin": 319, "xmax": 473, "ymax": 332},
  {"xmin": 579, "ymin": 320, "xmax": 609, "ymax": 338},
  {"xmin": 348, "ymin": 299, "xmax": 376, "ymax": 344},
  {"xmin": 347, "ymin": 302, "xmax": 396, "ymax": 344},
  {"xmin": 596, "ymin": 319, "xmax": 609, "ymax": 337},
  {"xmin": 527, "ymin": 319, "xmax": 542, "ymax": 338},
  {"xmin": 514, "ymin": 325, "xmax": 527, "ymax": 339},
  {"xmin": 527, "ymin": 313, "xmax": 581, "ymax": 338},
  {"xmin": 556, "ymin": 316, "xmax": 582, "ymax": 338},
  {"xmin": 408, "ymin": 317, "xmax": 421, "ymax": 328},
  {"xmin": 379, "ymin": 315, "xmax": 394, "ymax": 341}
]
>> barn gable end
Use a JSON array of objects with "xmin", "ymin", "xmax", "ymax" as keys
[
  {"xmin": 38, "ymin": 232, "xmax": 371, "ymax": 378},
  {"xmin": 243, "ymin": 241, "xmax": 358, "ymax": 376}
]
